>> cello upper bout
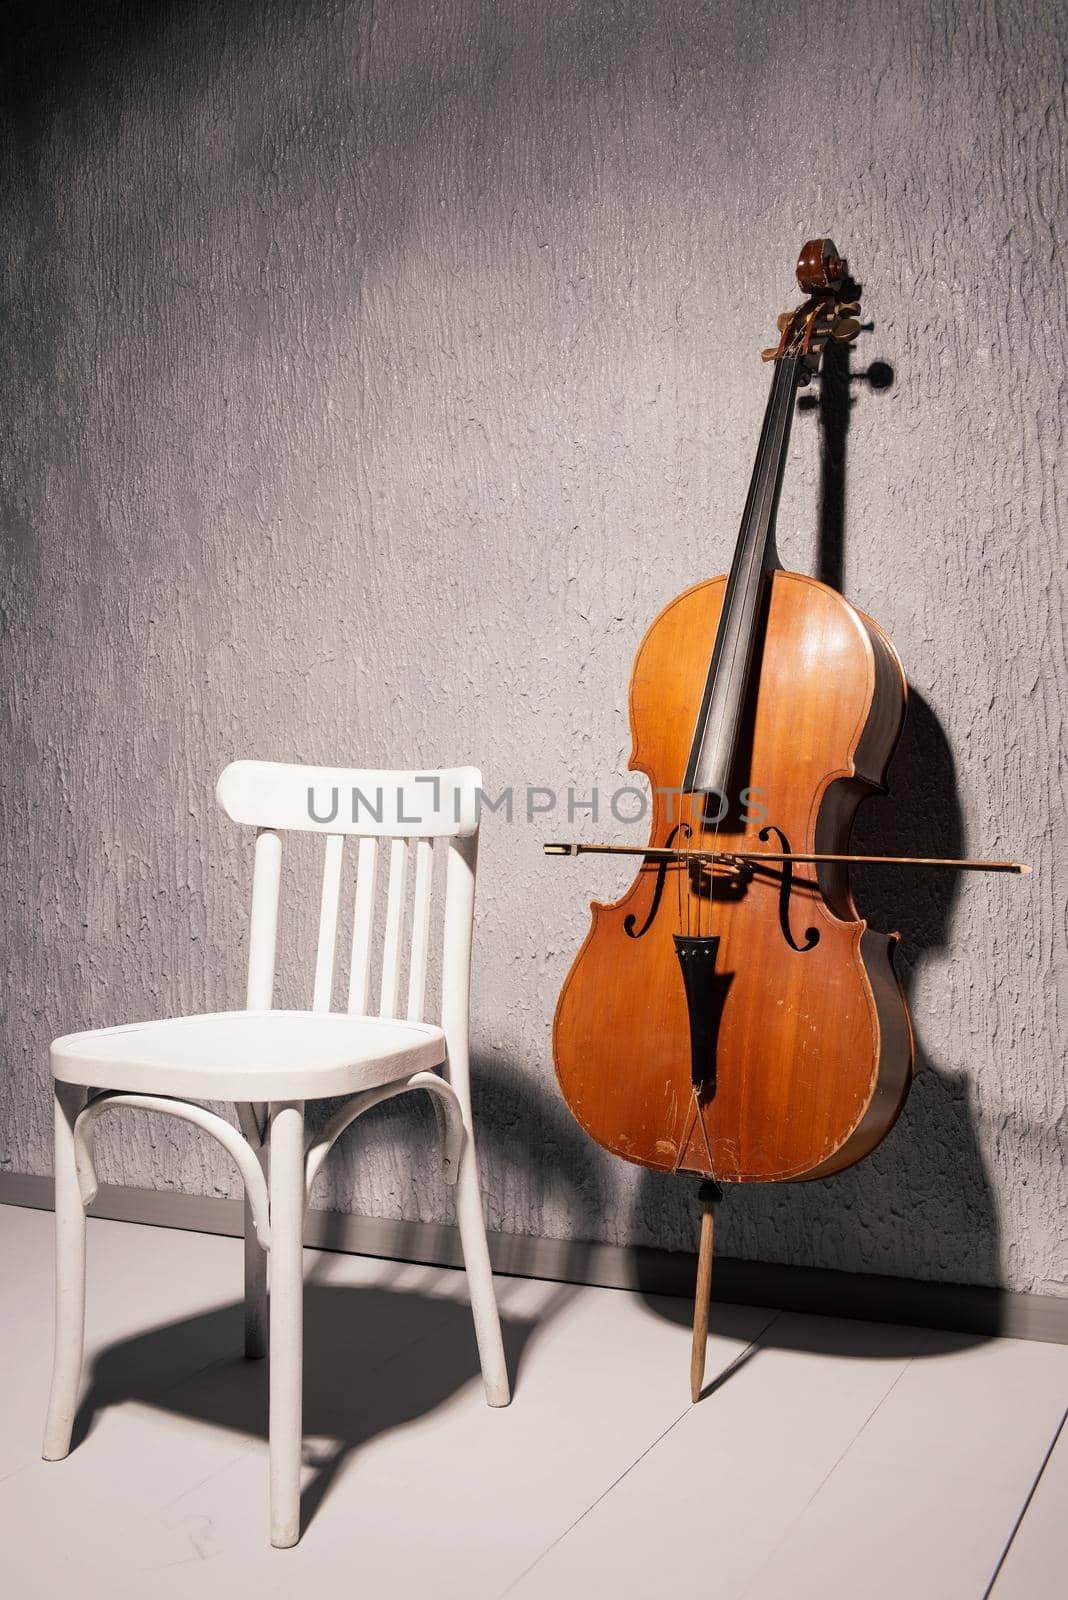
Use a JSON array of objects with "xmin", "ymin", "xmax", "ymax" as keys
[
  {"xmin": 628, "ymin": 570, "xmax": 880, "ymax": 818},
  {"xmin": 627, "ymin": 576, "xmax": 728, "ymax": 788},
  {"xmin": 851, "ymin": 606, "xmax": 909, "ymax": 787}
]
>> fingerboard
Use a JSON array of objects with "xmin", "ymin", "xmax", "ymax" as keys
[{"xmin": 683, "ymin": 356, "xmax": 801, "ymax": 797}]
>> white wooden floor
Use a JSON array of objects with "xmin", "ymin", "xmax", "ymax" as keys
[{"xmin": 1, "ymin": 1204, "xmax": 1064, "ymax": 1599}]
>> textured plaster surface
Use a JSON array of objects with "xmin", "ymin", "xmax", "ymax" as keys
[{"xmin": 2, "ymin": 1, "xmax": 1064, "ymax": 1292}]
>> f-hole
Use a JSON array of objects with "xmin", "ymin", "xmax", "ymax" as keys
[
  {"xmin": 625, "ymin": 822, "xmax": 690, "ymax": 939},
  {"xmin": 760, "ymin": 824, "xmax": 819, "ymax": 953}
]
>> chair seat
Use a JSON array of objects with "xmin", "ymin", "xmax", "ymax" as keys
[{"xmin": 50, "ymin": 1010, "xmax": 447, "ymax": 1100}]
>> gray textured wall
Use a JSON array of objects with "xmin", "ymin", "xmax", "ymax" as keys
[{"xmin": 2, "ymin": 0, "xmax": 1064, "ymax": 1295}]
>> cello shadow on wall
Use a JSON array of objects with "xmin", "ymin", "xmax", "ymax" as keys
[{"xmin": 631, "ymin": 339, "xmax": 1003, "ymax": 1357}]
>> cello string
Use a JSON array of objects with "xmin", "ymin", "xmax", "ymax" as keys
[
  {"xmin": 680, "ymin": 794, "xmax": 688, "ymax": 937},
  {"xmin": 689, "ymin": 795, "xmax": 697, "ymax": 938},
  {"xmin": 696, "ymin": 818, "xmax": 702, "ymax": 935},
  {"xmin": 680, "ymin": 797, "xmax": 687, "ymax": 936},
  {"xmin": 684, "ymin": 803, "xmax": 692, "ymax": 938},
  {"xmin": 675, "ymin": 823, "xmax": 684, "ymax": 929}
]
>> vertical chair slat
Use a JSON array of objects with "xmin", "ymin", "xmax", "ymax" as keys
[
  {"xmin": 243, "ymin": 828, "xmax": 282, "ymax": 1161},
  {"xmin": 406, "ymin": 838, "xmax": 434, "ymax": 1022},
  {"xmin": 347, "ymin": 836, "xmax": 378, "ymax": 1014},
  {"xmin": 440, "ymin": 833, "xmax": 477, "ymax": 1104},
  {"xmin": 311, "ymin": 834, "xmax": 344, "ymax": 1012},
  {"xmin": 246, "ymin": 829, "xmax": 283, "ymax": 1010},
  {"xmin": 379, "ymin": 837, "xmax": 409, "ymax": 1018}
]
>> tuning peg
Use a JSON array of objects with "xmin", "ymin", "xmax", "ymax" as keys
[
  {"xmin": 776, "ymin": 312, "xmax": 792, "ymax": 331},
  {"xmin": 836, "ymin": 300, "xmax": 861, "ymax": 316},
  {"xmin": 831, "ymin": 318, "xmax": 861, "ymax": 342},
  {"xmin": 760, "ymin": 347, "xmax": 780, "ymax": 362}
]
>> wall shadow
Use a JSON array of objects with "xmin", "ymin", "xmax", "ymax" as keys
[
  {"xmin": 631, "ymin": 335, "xmax": 1001, "ymax": 1350},
  {"xmin": 305, "ymin": 1046, "xmax": 615, "ymax": 1261},
  {"xmin": 469, "ymin": 1048, "xmax": 616, "ymax": 1243}
]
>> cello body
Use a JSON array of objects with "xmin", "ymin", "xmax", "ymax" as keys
[
  {"xmin": 553, "ymin": 241, "xmax": 916, "ymax": 1187},
  {"xmin": 554, "ymin": 537, "xmax": 914, "ymax": 1183}
]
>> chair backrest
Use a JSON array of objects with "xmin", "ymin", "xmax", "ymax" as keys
[{"xmin": 215, "ymin": 762, "xmax": 481, "ymax": 1051}]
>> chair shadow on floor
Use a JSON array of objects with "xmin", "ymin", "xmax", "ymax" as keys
[
  {"xmin": 70, "ymin": 1265, "xmax": 545, "ymax": 1537},
  {"xmin": 59, "ymin": 1039, "xmax": 600, "ymax": 1538}
]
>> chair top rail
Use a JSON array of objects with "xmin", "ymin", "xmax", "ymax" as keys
[{"xmin": 217, "ymin": 761, "xmax": 482, "ymax": 839}]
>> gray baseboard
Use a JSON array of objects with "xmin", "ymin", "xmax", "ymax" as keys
[{"xmin": 2, "ymin": 1169, "xmax": 1065, "ymax": 1344}]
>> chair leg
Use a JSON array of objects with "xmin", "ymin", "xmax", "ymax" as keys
[
  {"xmin": 454, "ymin": 1134, "xmax": 510, "ymax": 1408},
  {"xmin": 43, "ymin": 1083, "xmax": 88, "ymax": 1459},
  {"xmin": 244, "ymin": 1193, "xmax": 268, "ymax": 1359},
  {"xmin": 237, "ymin": 1100, "xmax": 268, "ymax": 1359},
  {"xmin": 268, "ymin": 1100, "xmax": 305, "ymax": 1548}
]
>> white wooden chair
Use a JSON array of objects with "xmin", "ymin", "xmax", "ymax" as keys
[{"xmin": 43, "ymin": 761, "xmax": 510, "ymax": 1547}]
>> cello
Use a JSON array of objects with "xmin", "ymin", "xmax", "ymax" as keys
[{"xmin": 547, "ymin": 240, "xmax": 1026, "ymax": 1397}]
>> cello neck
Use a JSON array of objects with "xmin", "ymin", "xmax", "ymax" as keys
[{"xmin": 683, "ymin": 354, "xmax": 801, "ymax": 798}]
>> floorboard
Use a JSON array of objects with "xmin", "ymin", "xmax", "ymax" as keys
[
  {"xmin": 987, "ymin": 1409, "xmax": 1068, "ymax": 1600},
  {"xmin": 741, "ymin": 1328, "xmax": 1068, "ymax": 1600},
  {"xmin": 507, "ymin": 1311, "xmax": 927, "ymax": 1599},
  {"xmin": 1, "ymin": 1202, "xmax": 1063, "ymax": 1600}
]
